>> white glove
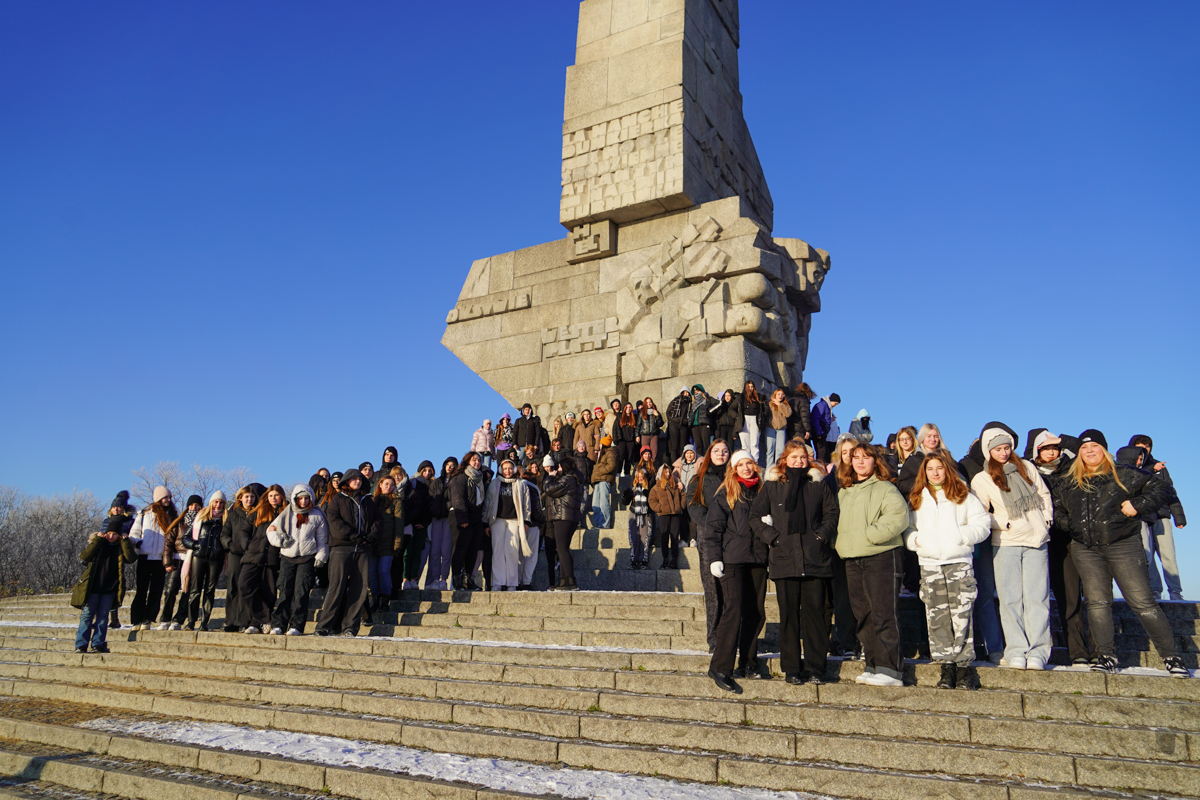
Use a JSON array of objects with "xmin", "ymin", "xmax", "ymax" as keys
[
  {"xmin": 710, "ymin": 561, "xmax": 724, "ymax": 579},
  {"xmin": 761, "ymin": 515, "xmax": 773, "ymax": 527},
  {"xmin": 315, "ymin": 558, "xmax": 327, "ymax": 568}
]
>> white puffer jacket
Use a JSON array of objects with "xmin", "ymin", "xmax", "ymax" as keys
[
  {"xmin": 904, "ymin": 488, "xmax": 991, "ymax": 566},
  {"xmin": 266, "ymin": 484, "xmax": 330, "ymax": 562},
  {"xmin": 128, "ymin": 509, "xmax": 167, "ymax": 558}
]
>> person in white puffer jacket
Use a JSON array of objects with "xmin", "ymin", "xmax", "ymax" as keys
[
  {"xmin": 266, "ymin": 484, "xmax": 329, "ymax": 635},
  {"xmin": 904, "ymin": 452, "xmax": 991, "ymax": 690}
]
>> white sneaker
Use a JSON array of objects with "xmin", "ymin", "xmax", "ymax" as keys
[
  {"xmin": 1006, "ymin": 656, "xmax": 1027, "ymax": 670},
  {"xmin": 269, "ymin": 627, "xmax": 283, "ymax": 635},
  {"xmin": 286, "ymin": 628, "xmax": 302, "ymax": 636},
  {"xmin": 860, "ymin": 672, "xmax": 904, "ymax": 687},
  {"xmin": 243, "ymin": 626, "xmax": 260, "ymax": 635},
  {"xmin": 169, "ymin": 622, "xmax": 182, "ymax": 631},
  {"xmin": 854, "ymin": 671, "xmax": 874, "ymax": 684},
  {"xmin": 1027, "ymin": 658, "xmax": 1047, "ymax": 671},
  {"xmin": 157, "ymin": 622, "xmax": 170, "ymax": 631}
]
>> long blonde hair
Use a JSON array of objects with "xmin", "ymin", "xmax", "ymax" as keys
[
  {"xmin": 1067, "ymin": 447, "xmax": 1127, "ymax": 493},
  {"xmin": 894, "ymin": 425, "xmax": 918, "ymax": 462},
  {"xmin": 721, "ymin": 455, "xmax": 761, "ymax": 509}
]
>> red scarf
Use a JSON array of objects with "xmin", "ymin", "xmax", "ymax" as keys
[{"xmin": 737, "ymin": 475, "xmax": 760, "ymax": 489}]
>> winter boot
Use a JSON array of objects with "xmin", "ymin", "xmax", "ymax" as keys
[
  {"xmin": 955, "ymin": 665, "xmax": 980, "ymax": 690},
  {"xmin": 936, "ymin": 663, "xmax": 957, "ymax": 689}
]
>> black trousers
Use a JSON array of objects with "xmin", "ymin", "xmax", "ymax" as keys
[
  {"xmin": 777, "ymin": 576, "xmax": 828, "ymax": 678},
  {"xmin": 814, "ymin": 439, "xmax": 833, "ymax": 463},
  {"xmin": 667, "ymin": 421, "xmax": 690, "ymax": 464},
  {"xmin": 272, "ymin": 557, "xmax": 315, "ymax": 632},
  {"xmin": 185, "ymin": 556, "xmax": 223, "ymax": 629},
  {"xmin": 692, "ymin": 424, "xmax": 712, "ymax": 456},
  {"xmin": 316, "ymin": 547, "xmax": 369, "ymax": 635},
  {"xmin": 696, "ymin": 525, "xmax": 723, "ymax": 651},
  {"xmin": 451, "ymin": 522, "xmax": 483, "ymax": 579},
  {"xmin": 1049, "ymin": 530, "xmax": 1090, "ymax": 661},
  {"xmin": 238, "ymin": 561, "xmax": 278, "ymax": 629},
  {"xmin": 709, "ymin": 564, "xmax": 768, "ymax": 675},
  {"xmin": 552, "ymin": 519, "xmax": 575, "ymax": 582},
  {"xmin": 223, "ymin": 552, "xmax": 245, "ymax": 630},
  {"xmin": 827, "ymin": 553, "xmax": 858, "ymax": 652},
  {"xmin": 658, "ymin": 514, "xmax": 682, "ymax": 565},
  {"xmin": 130, "ymin": 555, "xmax": 165, "ymax": 627},
  {"xmin": 715, "ymin": 425, "xmax": 736, "ymax": 448},
  {"xmin": 159, "ymin": 563, "xmax": 183, "ymax": 623},
  {"xmin": 845, "ymin": 548, "xmax": 904, "ymax": 679}
]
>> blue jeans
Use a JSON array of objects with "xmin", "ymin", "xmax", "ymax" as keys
[
  {"xmin": 368, "ymin": 554, "xmax": 393, "ymax": 598},
  {"xmin": 992, "ymin": 543, "xmax": 1052, "ymax": 663},
  {"xmin": 764, "ymin": 428, "xmax": 787, "ymax": 468},
  {"xmin": 591, "ymin": 481, "xmax": 613, "ymax": 529},
  {"xmin": 972, "ymin": 541, "xmax": 1004, "ymax": 656},
  {"xmin": 75, "ymin": 593, "xmax": 115, "ymax": 650}
]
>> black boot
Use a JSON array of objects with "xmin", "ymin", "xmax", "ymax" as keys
[
  {"xmin": 362, "ymin": 598, "xmax": 373, "ymax": 625},
  {"xmin": 955, "ymin": 665, "xmax": 980, "ymax": 690},
  {"xmin": 452, "ymin": 574, "xmax": 465, "ymax": 591},
  {"xmin": 936, "ymin": 663, "xmax": 957, "ymax": 689}
]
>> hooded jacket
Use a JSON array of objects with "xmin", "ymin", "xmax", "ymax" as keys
[
  {"xmin": 71, "ymin": 534, "xmax": 138, "ymax": 608},
  {"xmin": 959, "ymin": 421, "xmax": 1019, "ymax": 484},
  {"xmin": 811, "ymin": 397, "xmax": 834, "ymax": 440},
  {"xmin": 267, "ymin": 484, "xmax": 330, "ymax": 562},
  {"xmin": 1051, "ymin": 461, "xmax": 1169, "ymax": 548},
  {"xmin": 1116, "ymin": 446, "xmax": 1187, "ymax": 527},
  {"xmin": 848, "ymin": 410, "xmax": 873, "ymax": 443},
  {"xmin": 128, "ymin": 507, "xmax": 169, "ymax": 559},
  {"xmin": 514, "ymin": 410, "xmax": 544, "ymax": 449},
  {"xmin": 220, "ymin": 504, "xmax": 255, "ymax": 556},
  {"xmin": 970, "ymin": 426, "xmax": 1053, "ymax": 547},
  {"xmin": 648, "ymin": 477, "xmax": 686, "ymax": 517},
  {"xmin": 325, "ymin": 488, "xmax": 380, "ymax": 549},
  {"xmin": 701, "ymin": 479, "xmax": 767, "ymax": 566},
  {"xmin": 542, "ymin": 467, "xmax": 583, "ymax": 523},
  {"xmin": 835, "ymin": 475, "xmax": 908, "ymax": 559},
  {"xmin": 750, "ymin": 466, "xmax": 839, "ymax": 579},
  {"xmin": 667, "ymin": 391, "xmax": 692, "ymax": 423},
  {"xmin": 904, "ymin": 487, "xmax": 991, "ymax": 565}
]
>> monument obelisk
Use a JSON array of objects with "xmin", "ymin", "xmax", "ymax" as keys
[{"xmin": 443, "ymin": 0, "xmax": 829, "ymax": 420}]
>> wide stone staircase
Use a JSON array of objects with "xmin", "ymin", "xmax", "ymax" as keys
[{"xmin": 0, "ymin": 511, "xmax": 1197, "ymax": 800}]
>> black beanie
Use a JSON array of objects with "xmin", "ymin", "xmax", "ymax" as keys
[
  {"xmin": 186, "ymin": 494, "xmax": 203, "ymax": 508},
  {"xmin": 829, "ymin": 393, "xmax": 841, "ymax": 403},
  {"xmin": 418, "ymin": 460, "xmax": 435, "ymax": 473},
  {"xmin": 1078, "ymin": 429, "xmax": 1108, "ymax": 451},
  {"xmin": 109, "ymin": 490, "xmax": 130, "ymax": 510},
  {"xmin": 104, "ymin": 516, "xmax": 125, "ymax": 534}
]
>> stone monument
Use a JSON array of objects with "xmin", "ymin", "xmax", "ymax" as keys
[{"xmin": 442, "ymin": 0, "xmax": 830, "ymax": 419}]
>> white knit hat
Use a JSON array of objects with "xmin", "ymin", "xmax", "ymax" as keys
[
  {"xmin": 729, "ymin": 449, "xmax": 755, "ymax": 468},
  {"xmin": 208, "ymin": 490, "xmax": 226, "ymax": 503},
  {"xmin": 153, "ymin": 486, "xmax": 170, "ymax": 502},
  {"xmin": 542, "ymin": 455, "xmax": 555, "ymax": 468}
]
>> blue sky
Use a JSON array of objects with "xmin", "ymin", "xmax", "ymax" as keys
[{"xmin": 2, "ymin": 2, "xmax": 1197, "ymax": 591}]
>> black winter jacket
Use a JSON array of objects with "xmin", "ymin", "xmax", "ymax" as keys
[
  {"xmin": 1051, "ymin": 464, "xmax": 1169, "ymax": 548},
  {"xmin": 701, "ymin": 481, "xmax": 767, "ymax": 566},
  {"xmin": 542, "ymin": 470, "xmax": 583, "ymax": 523},
  {"xmin": 447, "ymin": 471, "xmax": 484, "ymax": 528},
  {"xmin": 789, "ymin": 396, "xmax": 813, "ymax": 440},
  {"xmin": 407, "ymin": 479, "xmax": 433, "ymax": 528},
  {"xmin": 220, "ymin": 506, "xmax": 255, "ymax": 556},
  {"xmin": 750, "ymin": 468, "xmax": 839, "ymax": 579},
  {"xmin": 243, "ymin": 518, "xmax": 282, "ymax": 567},
  {"xmin": 514, "ymin": 415, "xmax": 544, "ymax": 449},
  {"xmin": 715, "ymin": 393, "xmax": 742, "ymax": 430},
  {"xmin": 666, "ymin": 393, "xmax": 691, "ymax": 423},
  {"xmin": 429, "ymin": 477, "xmax": 449, "ymax": 519},
  {"xmin": 686, "ymin": 464, "xmax": 727, "ymax": 530},
  {"xmin": 558, "ymin": 424, "xmax": 577, "ymax": 454},
  {"xmin": 325, "ymin": 491, "xmax": 380, "ymax": 549},
  {"xmin": 186, "ymin": 518, "xmax": 225, "ymax": 561}
]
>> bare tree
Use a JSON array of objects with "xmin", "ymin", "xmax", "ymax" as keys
[
  {"xmin": 0, "ymin": 487, "xmax": 104, "ymax": 596},
  {"xmin": 129, "ymin": 462, "xmax": 257, "ymax": 508}
]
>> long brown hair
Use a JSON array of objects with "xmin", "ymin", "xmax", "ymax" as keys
[
  {"xmin": 149, "ymin": 497, "xmax": 178, "ymax": 534},
  {"xmin": 772, "ymin": 438, "xmax": 810, "ymax": 482},
  {"xmin": 372, "ymin": 475, "xmax": 397, "ymax": 498},
  {"xmin": 656, "ymin": 464, "xmax": 674, "ymax": 489},
  {"xmin": 837, "ymin": 444, "xmax": 893, "ymax": 488},
  {"xmin": 691, "ymin": 439, "xmax": 731, "ymax": 506},
  {"xmin": 909, "ymin": 452, "xmax": 969, "ymax": 509},
  {"xmin": 794, "ymin": 382, "xmax": 816, "ymax": 401},
  {"xmin": 580, "ymin": 409, "xmax": 593, "ymax": 425},
  {"xmin": 721, "ymin": 453, "xmax": 761, "ymax": 509},
  {"xmin": 253, "ymin": 484, "xmax": 287, "ymax": 525},
  {"xmin": 620, "ymin": 404, "xmax": 635, "ymax": 427},
  {"xmin": 985, "ymin": 451, "xmax": 1033, "ymax": 492},
  {"xmin": 743, "ymin": 381, "xmax": 761, "ymax": 405},
  {"xmin": 319, "ymin": 476, "xmax": 340, "ymax": 507}
]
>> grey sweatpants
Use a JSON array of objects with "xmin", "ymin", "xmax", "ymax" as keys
[{"xmin": 919, "ymin": 561, "xmax": 977, "ymax": 665}]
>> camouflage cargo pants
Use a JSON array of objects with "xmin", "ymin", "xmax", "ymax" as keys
[{"xmin": 919, "ymin": 562, "xmax": 977, "ymax": 665}]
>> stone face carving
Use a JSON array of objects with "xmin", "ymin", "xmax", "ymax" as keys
[{"xmin": 442, "ymin": 0, "xmax": 830, "ymax": 421}]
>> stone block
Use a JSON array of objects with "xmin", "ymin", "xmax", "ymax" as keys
[
  {"xmin": 564, "ymin": 60, "xmax": 610, "ymax": 121},
  {"xmin": 566, "ymin": 220, "xmax": 618, "ymax": 263},
  {"xmin": 559, "ymin": 741, "xmax": 717, "ymax": 783},
  {"xmin": 108, "ymin": 736, "xmax": 198, "ymax": 768},
  {"xmin": 102, "ymin": 771, "xmax": 234, "ymax": 800},
  {"xmin": 1075, "ymin": 755, "xmax": 1200, "ymax": 794},
  {"xmin": 721, "ymin": 759, "xmax": 1010, "ymax": 800},
  {"xmin": 325, "ymin": 766, "xmax": 474, "ymax": 800},
  {"xmin": 401, "ymin": 724, "xmax": 558, "ymax": 763},
  {"xmin": 580, "ymin": 716, "xmax": 794, "ymax": 758},
  {"xmin": 272, "ymin": 709, "xmax": 404, "ymax": 744},
  {"xmin": 576, "ymin": 0, "xmax": 612, "ymax": 48},
  {"xmin": 599, "ymin": 691, "xmax": 744, "ymax": 724},
  {"xmin": 451, "ymin": 703, "xmax": 580, "ymax": 738}
]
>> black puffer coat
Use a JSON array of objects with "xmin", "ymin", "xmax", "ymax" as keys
[
  {"xmin": 326, "ymin": 491, "xmax": 381, "ymax": 549},
  {"xmin": 686, "ymin": 464, "xmax": 727, "ymax": 528},
  {"xmin": 186, "ymin": 518, "xmax": 225, "ymax": 561},
  {"xmin": 429, "ymin": 477, "xmax": 449, "ymax": 519},
  {"xmin": 750, "ymin": 467, "xmax": 839, "ymax": 579},
  {"xmin": 447, "ymin": 471, "xmax": 484, "ymax": 528},
  {"xmin": 220, "ymin": 505, "xmax": 255, "ymax": 556},
  {"xmin": 243, "ymin": 517, "xmax": 282, "ymax": 567},
  {"xmin": 1051, "ymin": 464, "xmax": 1169, "ymax": 548},
  {"xmin": 701, "ymin": 480, "xmax": 767, "ymax": 566},
  {"xmin": 542, "ymin": 470, "xmax": 582, "ymax": 523},
  {"xmin": 407, "ymin": 479, "xmax": 433, "ymax": 529}
]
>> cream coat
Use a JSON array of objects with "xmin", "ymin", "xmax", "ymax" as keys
[
  {"xmin": 904, "ymin": 488, "xmax": 992, "ymax": 566},
  {"xmin": 484, "ymin": 476, "xmax": 533, "ymax": 557},
  {"xmin": 970, "ymin": 458, "xmax": 1053, "ymax": 547}
]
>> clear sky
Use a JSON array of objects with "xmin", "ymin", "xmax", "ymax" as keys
[{"xmin": 2, "ymin": 2, "xmax": 1197, "ymax": 592}]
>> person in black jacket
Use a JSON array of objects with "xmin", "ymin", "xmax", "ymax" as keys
[
  {"xmin": 238, "ymin": 484, "xmax": 285, "ymax": 634},
  {"xmin": 73, "ymin": 517, "xmax": 139, "ymax": 653},
  {"xmin": 714, "ymin": 390, "xmax": 741, "ymax": 448},
  {"xmin": 751, "ymin": 441, "xmax": 840, "ymax": 685},
  {"xmin": 425, "ymin": 458, "xmax": 456, "ymax": 590},
  {"xmin": 543, "ymin": 453, "xmax": 584, "ymax": 590},
  {"xmin": 220, "ymin": 485, "xmax": 258, "ymax": 632},
  {"xmin": 615, "ymin": 402, "xmax": 640, "ymax": 477},
  {"xmin": 315, "ymin": 468, "xmax": 379, "ymax": 637},
  {"xmin": 788, "ymin": 383, "xmax": 816, "ymax": 444},
  {"xmin": 559, "ymin": 412, "xmax": 577, "ymax": 454},
  {"xmin": 687, "ymin": 439, "xmax": 731, "ymax": 652},
  {"xmin": 447, "ymin": 452, "xmax": 487, "ymax": 590},
  {"xmin": 513, "ymin": 404, "xmax": 544, "ymax": 465},
  {"xmin": 400, "ymin": 464, "xmax": 435, "ymax": 592},
  {"xmin": 182, "ymin": 491, "xmax": 227, "ymax": 631},
  {"xmin": 1129, "ymin": 434, "xmax": 1187, "ymax": 600},
  {"xmin": 665, "ymin": 387, "xmax": 692, "ymax": 465},
  {"xmin": 1050, "ymin": 430, "xmax": 1187, "ymax": 677},
  {"xmin": 704, "ymin": 449, "xmax": 767, "ymax": 692}
]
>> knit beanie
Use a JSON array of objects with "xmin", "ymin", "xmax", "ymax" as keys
[
  {"xmin": 692, "ymin": 384, "xmax": 705, "ymax": 392},
  {"xmin": 153, "ymin": 486, "xmax": 170, "ymax": 502},
  {"xmin": 1078, "ymin": 429, "xmax": 1108, "ymax": 450},
  {"xmin": 109, "ymin": 490, "xmax": 130, "ymax": 510},
  {"xmin": 985, "ymin": 431, "xmax": 1014, "ymax": 453},
  {"xmin": 208, "ymin": 490, "xmax": 226, "ymax": 504},
  {"xmin": 729, "ymin": 449, "xmax": 754, "ymax": 469},
  {"xmin": 601, "ymin": 436, "xmax": 612, "ymax": 446},
  {"xmin": 104, "ymin": 516, "xmax": 125, "ymax": 534},
  {"xmin": 829, "ymin": 393, "xmax": 841, "ymax": 403},
  {"xmin": 418, "ymin": 460, "xmax": 435, "ymax": 473},
  {"xmin": 186, "ymin": 494, "xmax": 203, "ymax": 508},
  {"xmin": 542, "ymin": 455, "xmax": 555, "ymax": 468}
]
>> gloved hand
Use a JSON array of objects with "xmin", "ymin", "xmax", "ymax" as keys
[
  {"xmin": 315, "ymin": 557, "xmax": 327, "ymax": 568},
  {"xmin": 710, "ymin": 561, "xmax": 724, "ymax": 579},
  {"xmin": 761, "ymin": 515, "xmax": 773, "ymax": 527}
]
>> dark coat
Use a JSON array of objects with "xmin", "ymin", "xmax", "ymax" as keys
[
  {"xmin": 71, "ymin": 534, "xmax": 138, "ymax": 608},
  {"xmin": 701, "ymin": 481, "xmax": 767, "ymax": 566},
  {"xmin": 686, "ymin": 465, "xmax": 727, "ymax": 528},
  {"xmin": 648, "ymin": 481, "xmax": 686, "ymax": 517},
  {"xmin": 789, "ymin": 395, "xmax": 813, "ymax": 440},
  {"xmin": 900, "ymin": 450, "xmax": 967, "ymax": 500},
  {"xmin": 429, "ymin": 476, "xmax": 449, "ymax": 519},
  {"xmin": 407, "ymin": 479, "xmax": 433, "ymax": 529},
  {"xmin": 667, "ymin": 392, "xmax": 691, "ymax": 423},
  {"xmin": 325, "ymin": 491, "xmax": 380, "ymax": 549},
  {"xmin": 185, "ymin": 517, "xmax": 224, "ymax": 561},
  {"xmin": 374, "ymin": 494, "xmax": 403, "ymax": 557},
  {"xmin": 715, "ymin": 392, "xmax": 742, "ymax": 430},
  {"xmin": 616, "ymin": 419, "xmax": 639, "ymax": 443},
  {"xmin": 591, "ymin": 447, "xmax": 619, "ymax": 485},
  {"xmin": 447, "ymin": 471, "xmax": 484, "ymax": 528},
  {"xmin": 243, "ymin": 518, "xmax": 282, "ymax": 567},
  {"xmin": 1051, "ymin": 463, "xmax": 1169, "ymax": 548},
  {"xmin": 542, "ymin": 470, "xmax": 583, "ymax": 523},
  {"xmin": 558, "ymin": 424, "xmax": 577, "ymax": 454},
  {"xmin": 750, "ymin": 468, "xmax": 840, "ymax": 579},
  {"xmin": 221, "ymin": 505, "xmax": 255, "ymax": 556},
  {"xmin": 514, "ymin": 414, "xmax": 544, "ymax": 449}
]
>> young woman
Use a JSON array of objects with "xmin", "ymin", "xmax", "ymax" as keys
[
  {"xmin": 484, "ymin": 458, "xmax": 533, "ymax": 592},
  {"xmin": 969, "ymin": 428, "xmax": 1054, "ymax": 670},
  {"xmin": 220, "ymin": 485, "xmax": 257, "ymax": 632},
  {"xmin": 471, "ymin": 420, "xmax": 495, "ymax": 469},
  {"xmin": 823, "ymin": 434, "xmax": 859, "ymax": 659},
  {"xmin": 836, "ymin": 444, "xmax": 909, "ymax": 687},
  {"xmin": 688, "ymin": 385, "xmax": 719, "ymax": 455},
  {"xmin": 686, "ymin": 439, "xmax": 731, "ymax": 652},
  {"xmin": 891, "ymin": 426, "xmax": 918, "ymax": 474},
  {"xmin": 315, "ymin": 468, "xmax": 379, "ymax": 637},
  {"xmin": 127, "ymin": 486, "xmax": 177, "ymax": 631},
  {"xmin": 159, "ymin": 494, "xmax": 202, "ymax": 630},
  {"xmin": 616, "ymin": 402, "xmax": 639, "ymax": 477},
  {"xmin": 371, "ymin": 476, "xmax": 402, "ymax": 609},
  {"xmin": 516, "ymin": 465, "xmax": 545, "ymax": 591},
  {"xmin": 827, "ymin": 433, "xmax": 859, "ymax": 476},
  {"xmin": 849, "ymin": 409, "xmax": 873, "ymax": 443},
  {"xmin": 424, "ymin": 458, "xmax": 456, "ymax": 590},
  {"xmin": 1051, "ymin": 430, "xmax": 1186, "ymax": 676},
  {"xmin": 543, "ymin": 453, "xmax": 584, "ymax": 590},
  {"xmin": 765, "ymin": 389, "xmax": 793, "ymax": 467},
  {"xmin": 558, "ymin": 412, "xmax": 577, "ymax": 453},
  {"xmin": 789, "ymin": 383, "xmax": 816, "ymax": 444},
  {"xmin": 906, "ymin": 453, "xmax": 991, "ymax": 689},
  {"xmin": 238, "ymin": 484, "xmax": 286, "ymax": 634},
  {"xmin": 73, "ymin": 517, "xmax": 139, "ymax": 653},
  {"xmin": 590, "ymin": 436, "xmax": 619, "ymax": 530},
  {"xmin": 739, "ymin": 381, "xmax": 763, "ymax": 463},
  {"xmin": 575, "ymin": 408, "xmax": 602, "ymax": 461},
  {"xmin": 666, "ymin": 387, "xmax": 693, "ymax": 464},
  {"xmin": 604, "ymin": 398, "xmax": 623, "ymax": 442},
  {"xmin": 714, "ymin": 389, "xmax": 741, "ymax": 447},
  {"xmin": 674, "ymin": 444, "xmax": 699, "ymax": 546},
  {"xmin": 750, "ymin": 440, "xmax": 839, "ymax": 685},
  {"xmin": 448, "ymin": 452, "xmax": 487, "ymax": 591},
  {"xmin": 401, "ymin": 463, "xmax": 434, "ymax": 592},
  {"xmin": 649, "ymin": 464, "xmax": 685, "ymax": 569},
  {"xmin": 182, "ymin": 491, "xmax": 227, "ymax": 631},
  {"xmin": 896, "ymin": 423, "xmax": 951, "ymax": 495},
  {"xmin": 704, "ymin": 450, "xmax": 767, "ymax": 691},
  {"xmin": 637, "ymin": 397, "xmax": 664, "ymax": 464},
  {"xmin": 494, "ymin": 414, "xmax": 515, "ymax": 464},
  {"xmin": 319, "ymin": 473, "xmax": 341, "ymax": 510},
  {"xmin": 267, "ymin": 484, "xmax": 329, "ymax": 635},
  {"xmin": 624, "ymin": 467, "xmax": 654, "ymax": 570}
]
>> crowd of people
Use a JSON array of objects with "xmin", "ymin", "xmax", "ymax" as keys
[{"xmin": 70, "ymin": 382, "xmax": 1190, "ymax": 695}]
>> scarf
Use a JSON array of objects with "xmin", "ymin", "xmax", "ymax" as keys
[
  {"xmin": 1000, "ymin": 461, "xmax": 1041, "ymax": 520},
  {"xmin": 784, "ymin": 467, "xmax": 807, "ymax": 536},
  {"xmin": 499, "ymin": 474, "xmax": 533, "ymax": 557},
  {"xmin": 1035, "ymin": 456, "xmax": 1062, "ymax": 476},
  {"xmin": 465, "ymin": 465, "xmax": 484, "ymax": 506}
]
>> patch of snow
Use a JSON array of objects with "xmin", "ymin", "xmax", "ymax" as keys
[
  {"xmin": 79, "ymin": 717, "xmax": 832, "ymax": 800},
  {"xmin": 0, "ymin": 619, "xmax": 75, "ymax": 628}
]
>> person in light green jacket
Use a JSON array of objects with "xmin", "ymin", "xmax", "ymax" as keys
[{"xmin": 835, "ymin": 443, "xmax": 909, "ymax": 687}]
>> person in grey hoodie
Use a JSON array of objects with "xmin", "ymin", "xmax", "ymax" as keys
[{"xmin": 267, "ymin": 484, "xmax": 329, "ymax": 635}]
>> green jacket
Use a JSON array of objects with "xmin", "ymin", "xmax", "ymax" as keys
[
  {"xmin": 70, "ymin": 534, "xmax": 138, "ymax": 609},
  {"xmin": 835, "ymin": 476, "xmax": 908, "ymax": 559}
]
